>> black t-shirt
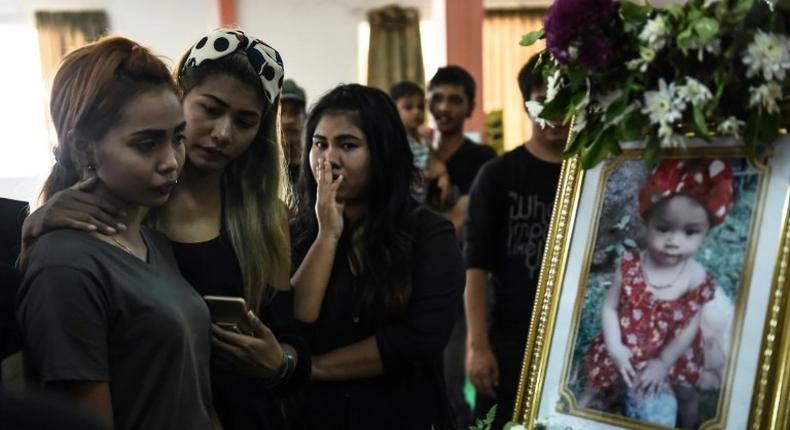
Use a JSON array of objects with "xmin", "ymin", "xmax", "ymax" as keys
[
  {"xmin": 171, "ymin": 234, "xmax": 310, "ymax": 430},
  {"xmin": 464, "ymin": 146, "xmax": 561, "ymax": 340},
  {"xmin": 445, "ymin": 138, "xmax": 497, "ymax": 195},
  {"xmin": 290, "ymin": 206, "xmax": 465, "ymax": 429},
  {"xmin": 17, "ymin": 228, "xmax": 213, "ymax": 430}
]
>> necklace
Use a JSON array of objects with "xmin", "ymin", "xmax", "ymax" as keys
[
  {"xmin": 642, "ymin": 254, "xmax": 688, "ymax": 290},
  {"xmin": 110, "ymin": 235, "xmax": 135, "ymax": 255}
]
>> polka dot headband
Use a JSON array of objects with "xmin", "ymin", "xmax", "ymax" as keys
[
  {"xmin": 638, "ymin": 158, "xmax": 734, "ymax": 226},
  {"xmin": 182, "ymin": 28, "xmax": 284, "ymax": 104}
]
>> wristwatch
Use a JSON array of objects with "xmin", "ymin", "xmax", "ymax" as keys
[{"xmin": 274, "ymin": 347, "xmax": 296, "ymax": 382}]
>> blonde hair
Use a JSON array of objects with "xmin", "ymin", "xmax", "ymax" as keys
[{"xmin": 174, "ymin": 48, "xmax": 291, "ymax": 311}]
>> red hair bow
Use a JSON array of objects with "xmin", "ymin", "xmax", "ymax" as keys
[{"xmin": 638, "ymin": 158, "xmax": 734, "ymax": 226}]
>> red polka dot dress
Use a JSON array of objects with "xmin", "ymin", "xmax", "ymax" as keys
[{"xmin": 584, "ymin": 251, "xmax": 715, "ymax": 388}]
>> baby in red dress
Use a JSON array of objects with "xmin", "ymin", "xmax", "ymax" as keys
[{"xmin": 578, "ymin": 158, "xmax": 734, "ymax": 428}]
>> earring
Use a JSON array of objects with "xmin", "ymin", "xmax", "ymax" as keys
[{"xmin": 87, "ymin": 164, "xmax": 95, "ymax": 171}]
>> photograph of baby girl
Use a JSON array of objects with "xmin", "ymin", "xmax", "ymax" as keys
[{"xmin": 563, "ymin": 156, "xmax": 762, "ymax": 430}]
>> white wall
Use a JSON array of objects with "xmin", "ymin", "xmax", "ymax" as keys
[
  {"xmin": 0, "ymin": 0, "xmax": 444, "ymax": 203},
  {"xmin": 0, "ymin": 0, "xmax": 216, "ymax": 203},
  {"xmin": 237, "ymin": 0, "xmax": 442, "ymax": 106}
]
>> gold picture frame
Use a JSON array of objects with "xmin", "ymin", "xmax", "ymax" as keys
[{"xmin": 512, "ymin": 136, "xmax": 790, "ymax": 429}]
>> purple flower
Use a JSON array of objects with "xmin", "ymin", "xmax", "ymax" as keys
[
  {"xmin": 544, "ymin": 0, "xmax": 618, "ymax": 67},
  {"xmin": 579, "ymin": 35, "xmax": 613, "ymax": 70}
]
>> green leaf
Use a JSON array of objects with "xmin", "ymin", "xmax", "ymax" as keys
[
  {"xmin": 540, "ymin": 89, "xmax": 572, "ymax": 121},
  {"xmin": 618, "ymin": 111, "xmax": 649, "ymax": 141},
  {"xmin": 758, "ymin": 114, "xmax": 780, "ymax": 143},
  {"xmin": 644, "ymin": 135, "xmax": 659, "ymax": 169},
  {"xmin": 692, "ymin": 105, "xmax": 711, "ymax": 140},
  {"xmin": 564, "ymin": 121, "xmax": 591, "ymax": 158},
  {"xmin": 580, "ymin": 128, "xmax": 616, "ymax": 168},
  {"xmin": 676, "ymin": 27, "xmax": 695, "ymax": 53},
  {"xmin": 470, "ymin": 405, "xmax": 497, "ymax": 430},
  {"xmin": 744, "ymin": 111, "xmax": 759, "ymax": 147},
  {"xmin": 729, "ymin": 0, "xmax": 755, "ymax": 23},
  {"xmin": 567, "ymin": 67, "xmax": 586, "ymax": 88},
  {"xmin": 620, "ymin": 1, "xmax": 651, "ymax": 24},
  {"xmin": 624, "ymin": 238, "xmax": 639, "ymax": 248},
  {"xmin": 693, "ymin": 17, "xmax": 719, "ymax": 42},
  {"xmin": 520, "ymin": 29, "xmax": 545, "ymax": 46},
  {"xmin": 665, "ymin": 4, "xmax": 685, "ymax": 20},
  {"xmin": 604, "ymin": 98, "xmax": 628, "ymax": 125},
  {"xmin": 615, "ymin": 215, "xmax": 631, "ymax": 230}
]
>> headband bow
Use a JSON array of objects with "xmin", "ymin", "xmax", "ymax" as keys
[
  {"xmin": 638, "ymin": 158, "xmax": 734, "ymax": 226},
  {"xmin": 182, "ymin": 28, "xmax": 284, "ymax": 104}
]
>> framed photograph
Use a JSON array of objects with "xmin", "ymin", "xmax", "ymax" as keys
[{"xmin": 512, "ymin": 136, "xmax": 790, "ymax": 430}]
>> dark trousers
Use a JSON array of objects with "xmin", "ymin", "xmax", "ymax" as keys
[
  {"xmin": 443, "ymin": 314, "xmax": 471, "ymax": 429},
  {"xmin": 473, "ymin": 338, "xmax": 526, "ymax": 429}
]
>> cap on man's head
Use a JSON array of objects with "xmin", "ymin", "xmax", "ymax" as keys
[{"xmin": 282, "ymin": 79, "xmax": 306, "ymax": 105}]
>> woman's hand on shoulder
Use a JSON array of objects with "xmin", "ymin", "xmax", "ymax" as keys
[
  {"xmin": 210, "ymin": 311, "xmax": 285, "ymax": 379},
  {"xmin": 314, "ymin": 158, "xmax": 344, "ymax": 241},
  {"xmin": 23, "ymin": 176, "xmax": 126, "ymax": 244}
]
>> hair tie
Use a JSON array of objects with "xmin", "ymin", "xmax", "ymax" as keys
[
  {"xmin": 638, "ymin": 158, "xmax": 734, "ymax": 226},
  {"xmin": 181, "ymin": 28, "xmax": 284, "ymax": 104}
]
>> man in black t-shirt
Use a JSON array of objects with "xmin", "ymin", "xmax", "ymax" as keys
[
  {"xmin": 464, "ymin": 54, "xmax": 569, "ymax": 428},
  {"xmin": 427, "ymin": 66, "xmax": 496, "ymax": 237},
  {"xmin": 428, "ymin": 65, "xmax": 496, "ymax": 429}
]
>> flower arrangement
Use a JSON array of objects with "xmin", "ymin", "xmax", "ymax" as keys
[{"xmin": 521, "ymin": 0, "xmax": 789, "ymax": 168}]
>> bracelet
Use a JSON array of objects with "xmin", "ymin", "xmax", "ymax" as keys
[{"xmin": 272, "ymin": 347, "xmax": 296, "ymax": 383}]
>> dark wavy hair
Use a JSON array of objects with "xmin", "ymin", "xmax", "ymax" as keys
[{"xmin": 293, "ymin": 84, "xmax": 418, "ymax": 316}]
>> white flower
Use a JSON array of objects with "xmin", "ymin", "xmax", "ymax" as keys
[
  {"xmin": 642, "ymin": 79, "xmax": 684, "ymax": 126},
  {"xmin": 743, "ymin": 31, "xmax": 790, "ymax": 81},
  {"xmin": 568, "ymin": 45, "xmax": 579, "ymax": 61},
  {"xmin": 525, "ymin": 100, "xmax": 555, "ymax": 129},
  {"xmin": 658, "ymin": 122, "xmax": 684, "ymax": 148},
  {"xmin": 717, "ymin": 116, "xmax": 746, "ymax": 136},
  {"xmin": 677, "ymin": 77, "xmax": 713, "ymax": 107},
  {"xmin": 626, "ymin": 58, "xmax": 644, "ymax": 71},
  {"xmin": 546, "ymin": 70, "xmax": 563, "ymax": 103},
  {"xmin": 639, "ymin": 15, "xmax": 669, "ymax": 50},
  {"xmin": 749, "ymin": 82, "xmax": 783, "ymax": 114},
  {"xmin": 640, "ymin": 46, "xmax": 657, "ymax": 63},
  {"xmin": 694, "ymin": 37, "xmax": 721, "ymax": 62}
]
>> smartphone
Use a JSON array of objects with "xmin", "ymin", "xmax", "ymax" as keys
[{"xmin": 203, "ymin": 295, "xmax": 252, "ymax": 335}]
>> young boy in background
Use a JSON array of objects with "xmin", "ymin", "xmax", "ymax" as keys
[{"xmin": 390, "ymin": 81, "xmax": 452, "ymax": 209}]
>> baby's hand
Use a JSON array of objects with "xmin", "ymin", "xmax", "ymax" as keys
[
  {"xmin": 636, "ymin": 358, "xmax": 670, "ymax": 394},
  {"xmin": 609, "ymin": 344, "xmax": 636, "ymax": 387}
]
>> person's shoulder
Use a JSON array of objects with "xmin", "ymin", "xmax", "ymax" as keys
[
  {"xmin": 412, "ymin": 204, "xmax": 454, "ymax": 235},
  {"xmin": 462, "ymin": 138, "xmax": 497, "ymax": 159},
  {"xmin": 688, "ymin": 260, "xmax": 712, "ymax": 291},
  {"xmin": 22, "ymin": 230, "xmax": 104, "ymax": 289},
  {"xmin": 30, "ymin": 229, "xmax": 96, "ymax": 265}
]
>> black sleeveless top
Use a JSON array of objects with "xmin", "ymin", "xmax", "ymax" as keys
[{"xmin": 171, "ymin": 234, "xmax": 309, "ymax": 430}]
